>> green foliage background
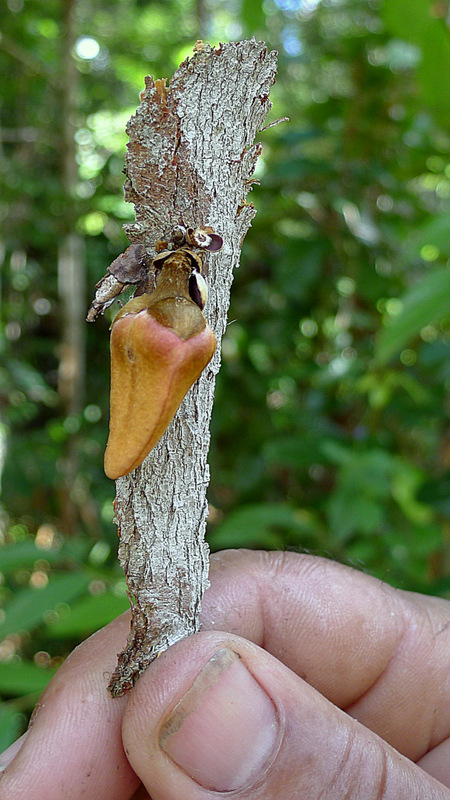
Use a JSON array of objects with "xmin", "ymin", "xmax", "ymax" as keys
[{"xmin": 0, "ymin": 0, "xmax": 449, "ymax": 746}]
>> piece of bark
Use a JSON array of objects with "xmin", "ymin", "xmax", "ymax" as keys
[{"xmin": 100, "ymin": 40, "xmax": 278, "ymax": 697}]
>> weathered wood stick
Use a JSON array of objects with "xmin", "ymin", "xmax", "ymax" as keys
[{"xmin": 88, "ymin": 39, "xmax": 278, "ymax": 697}]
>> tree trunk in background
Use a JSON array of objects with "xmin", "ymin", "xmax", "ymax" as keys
[{"xmin": 58, "ymin": 0, "xmax": 86, "ymax": 535}]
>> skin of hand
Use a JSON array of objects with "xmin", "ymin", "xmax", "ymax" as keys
[{"xmin": 0, "ymin": 550, "xmax": 448, "ymax": 800}]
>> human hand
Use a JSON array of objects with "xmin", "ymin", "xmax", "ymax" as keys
[{"xmin": 0, "ymin": 550, "xmax": 449, "ymax": 799}]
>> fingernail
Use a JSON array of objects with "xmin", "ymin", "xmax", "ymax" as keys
[
  {"xmin": 0, "ymin": 732, "xmax": 28, "ymax": 773},
  {"xmin": 160, "ymin": 647, "xmax": 279, "ymax": 792}
]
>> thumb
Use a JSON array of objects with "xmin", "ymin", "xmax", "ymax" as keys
[{"xmin": 122, "ymin": 632, "xmax": 447, "ymax": 800}]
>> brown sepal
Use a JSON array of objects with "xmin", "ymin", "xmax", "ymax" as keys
[{"xmin": 107, "ymin": 243, "xmax": 148, "ymax": 284}]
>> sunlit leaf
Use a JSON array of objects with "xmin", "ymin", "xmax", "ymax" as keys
[
  {"xmin": 241, "ymin": 0, "xmax": 266, "ymax": 34},
  {"xmin": 374, "ymin": 268, "xmax": 450, "ymax": 365},
  {"xmin": 382, "ymin": 0, "xmax": 450, "ymax": 120},
  {"xmin": 405, "ymin": 212, "xmax": 450, "ymax": 259},
  {"xmin": 391, "ymin": 459, "xmax": 433, "ymax": 525}
]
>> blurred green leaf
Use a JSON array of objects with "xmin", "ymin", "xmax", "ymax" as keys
[
  {"xmin": 44, "ymin": 591, "xmax": 129, "ymax": 637},
  {"xmin": 374, "ymin": 268, "xmax": 450, "ymax": 365},
  {"xmin": 264, "ymin": 434, "xmax": 322, "ymax": 469},
  {"xmin": 382, "ymin": 0, "xmax": 450, "ymax": 120},
  {"xmin": 274, "ymin": 240, "xmax": 326, "ymax": 301},
  {"xmin": 326, "ymin": 451, "xmax": 393, "ymax": 542},
  {"xmin": 0, "ymin": 662, "xmax": 57, "ymax": 697},
  {"xmin": 0, "ymin": 573, "xmax": 90, "ymax": 639},
  {"xmin": 327, "ymin": 495, "xmax": 385, "ymax": 543},
  {"xmin": 241, "ymin": 0, "xmax": 265, "ymax": 34},
  {"xmin": 405, "ymin": 212, "xmax": 450, "ymax": 259},
  {"xmin": 392, "ymin": 460, "xmax": 434, "ymax": 525},
  {"xmin": 209, "ymin": 503, "xmax": 312, "ymax": 551},
  {"xmin": 0, "ymin": 541, "xmax": 64, "ymax": 574},
  {"xmin": 0, "ymin": 703, "xmax": 25, "ymax": 751}
]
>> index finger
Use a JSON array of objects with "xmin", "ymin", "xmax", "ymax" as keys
[{"xmin": 202, "ymin": 550, "xmax": 450, "ymax": 762}]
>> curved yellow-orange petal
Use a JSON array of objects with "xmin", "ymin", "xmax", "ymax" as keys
[{"xmin": 104, "ymin": 307, "xmax": 216, "ymax": 480}]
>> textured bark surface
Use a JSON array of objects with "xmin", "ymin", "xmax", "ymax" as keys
[{"xmin": 105, "ymin": 40, "xmax": 278, "ymax": 696}]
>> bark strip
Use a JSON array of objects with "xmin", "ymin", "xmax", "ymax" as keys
[{"xmin": 100, "ymin": 40, "xmax": 278, "ymax": 696}]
